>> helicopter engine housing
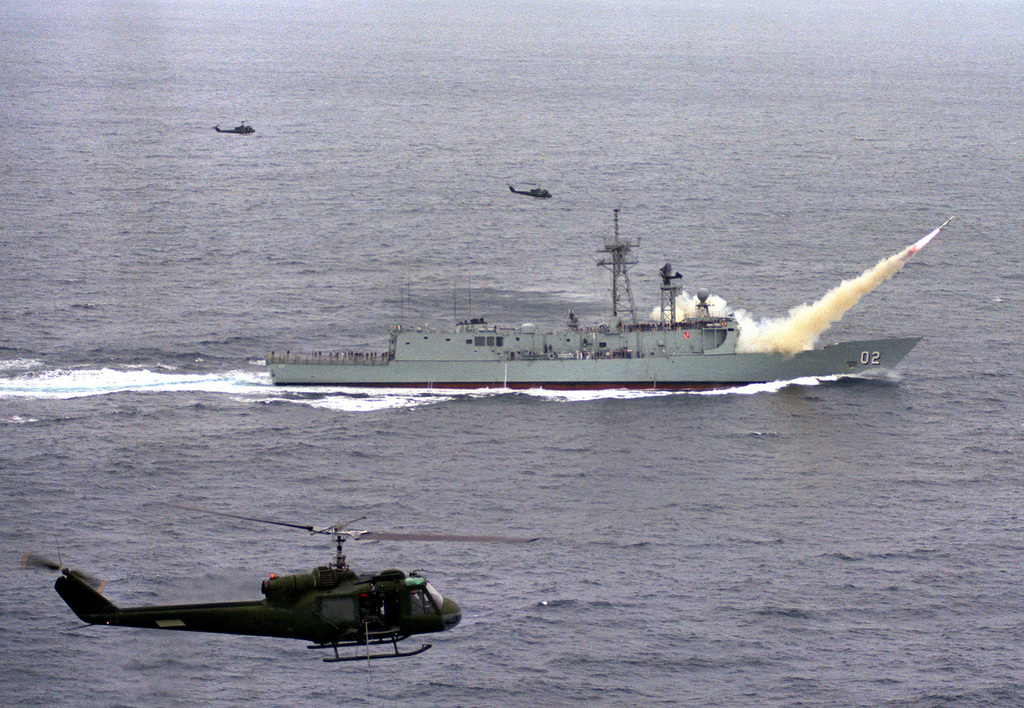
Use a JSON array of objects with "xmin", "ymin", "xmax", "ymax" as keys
[{"xmin": 261, "ymin": 572, "xmax": 317, "ymax": 600}]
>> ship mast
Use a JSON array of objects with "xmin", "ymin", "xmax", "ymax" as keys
[
  {"xmin": 659, "ymin": 262, "xmax": 682, "ymax": 324},
  {"xmin": 596, "ymin": 209, "xmax": 639, "ymax": 326}
]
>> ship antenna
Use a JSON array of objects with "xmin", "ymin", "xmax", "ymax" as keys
[
  {"xmin": 596, "ymin": 209, "xmax": 639, "ymax": 325},
  {"xmin": 400, "ymin": 279, "xmax": 406, "ymax": 327},
  {"xmin": 659, "ymin": 262, "xmax": 682, "ymax": 324}
]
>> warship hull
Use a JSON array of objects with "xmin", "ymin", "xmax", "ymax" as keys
[
  {"xmin": 266, "ymin": 211, "xmax": 940, "ymax": 391},
  {"xmin": 267, "ymin": 336, "xmax": 922, "ymax": 390}
]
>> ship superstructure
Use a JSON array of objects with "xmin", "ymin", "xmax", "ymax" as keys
[{"xmin": 266, "ymin": 213, "xmax": 922, "ymax": 390}]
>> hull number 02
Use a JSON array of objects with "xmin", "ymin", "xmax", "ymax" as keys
[{"xmin": 860, "ymin": 351, "xmax": 881, "ymax": 365}]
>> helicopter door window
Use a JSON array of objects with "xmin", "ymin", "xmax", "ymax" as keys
[
  {"xmin": 382, "ymin": 590, "xmax": 401, "ymax": 625},
  {"xmin": 318, "ymin": 596, "xmax": 357, "ymax": 626},
  {"xmin": 408, "ymin": 588, "xmax": 438, "ymax": 616}
]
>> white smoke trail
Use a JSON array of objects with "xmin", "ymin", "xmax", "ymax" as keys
[
  {"xmin": 650, "ymin": 290, "xmax": 730, "ymax": 321},
  {"xmin": 734, "ymin": 252, "xmax": 908, "ymax": 355},
  {"xmin": 734, "ymin": 219, "xmax": 952, "ymax": 355}
]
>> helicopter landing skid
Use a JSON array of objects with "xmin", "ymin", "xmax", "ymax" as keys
[
  {"xmin": 323, "ymin": 642, "xmax": 432, "ymax": 662},
  {"xmin": 309, "ymin": 635, "xmax": 433, "ymax": 662}
]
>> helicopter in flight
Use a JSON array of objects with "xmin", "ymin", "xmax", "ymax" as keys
[{"xmin": 43, "ymin": 506, "xmax": 536, "ymax": 662}]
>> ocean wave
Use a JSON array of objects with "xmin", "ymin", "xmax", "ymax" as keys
[
  {"xmin": 0, "ymin": 358, "xmax": 44, "ymax": 373},
  {"xmin": 1, "ymin": 414, "xmax": 40, "ymax": 424}
]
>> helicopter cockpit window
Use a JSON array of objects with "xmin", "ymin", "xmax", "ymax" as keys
[
  {"xmin": 425, "ymin": 582, "xmax": 444, "ymax": 608},
  {"xmin": 408, "ymin": 587, "xmax": 438, "ymax": 616}
]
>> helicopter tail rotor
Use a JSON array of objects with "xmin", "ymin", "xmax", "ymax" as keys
[
  {"xmin": 21, "ymin": 552, "xmax": 105, "ymax": 591},
  {"xmin": 21, "ymin": 552, "xmax": 61, "ymax": 572}
]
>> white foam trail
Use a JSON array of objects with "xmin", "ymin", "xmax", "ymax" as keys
[
  {"xmin": 297, "ymin": 387, "xmax": 498, "ymax": 411},
  {"xmin": 735, "ymin": 219, "xmax": 952, "ymax": 355},
  {"xmin": 517, "ymin": 378, "xmax": 838, "ymax": 400},
  {"xmin": 306, "ymin": 394, "xmax": 460, "ymax": 412},
  {"xmin": 0, "ymin": 368, "xmax": 499, "ymax": 409},
  {"xmin": 0, "ymin": 368, "xmax": 268, "ymax": 400},
  {"xmin": 0, "ymin": 359, "xmax": 44, "ymax": 373},
  {"xmin": 520, "ymin": 388, "xmax": 674, "ymax": 402},
  {"xmin": 0, "ymin": 366, "xmax": 856, "ymax": 405}
]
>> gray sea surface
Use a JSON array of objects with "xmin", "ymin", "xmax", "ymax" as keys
[{"xmin": 2, "ymin": 1, "xmax": 1023, "ymax": 706}]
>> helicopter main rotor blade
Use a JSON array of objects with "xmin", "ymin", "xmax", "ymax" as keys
[
  {"xmin": 357, "ymin": 531, "xmax": 539, "ymax": 544},
  {"xmin": 170, "ymin": 504, "xmax": 316, "ymax": 533},
  {"xmin": 170, "ymin": 505, "xmax": 537, "ymax": 544}
]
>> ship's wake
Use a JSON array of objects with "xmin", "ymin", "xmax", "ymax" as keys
[
  {"xmin": 0, "ymin": 365, "xmax": 513, "ymax": 411},
  {"xmin": 1, "ymin": 365, "xmax": 874, "ymax": 408},
  {"xmin": 0, "ymin": 365, "xmax": 268, "ymax": 400}
]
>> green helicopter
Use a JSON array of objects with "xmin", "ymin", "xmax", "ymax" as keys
[{"xmin": 45, "ymin": 506, "xmax": 536, "ymax": 663}]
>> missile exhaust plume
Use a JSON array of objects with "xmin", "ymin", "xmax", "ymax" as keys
[
  {"xmin": 899, "ymin": 215, "xmax": 954, "ymax": 260},
  {"xmin": 734, "ymin": 218, "xmax": 953, "ymax": 356}
]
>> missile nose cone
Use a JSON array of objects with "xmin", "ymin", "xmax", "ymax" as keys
[{"xmin": 441, "ymin": 597, "xmax": 461, "ymax": 630}]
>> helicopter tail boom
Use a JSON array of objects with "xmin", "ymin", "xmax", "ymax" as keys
[
  {"xmin": 55, "ymin": 568, "xmax": 299, "ymax": 637},
  {"xmin": 55, "ymin": 569, "xmax": 118, "ymax": 620}
]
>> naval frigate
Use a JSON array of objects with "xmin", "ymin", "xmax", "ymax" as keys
[{"xmin": 266, "ymin": 212, "xmax": 923, "ymax": 390}]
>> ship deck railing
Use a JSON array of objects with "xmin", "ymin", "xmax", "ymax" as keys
[
  {"xmin": 619, "ymin": 318, "xmax": 733, "ymax": 333},
  {"xmin": 267, "ymin": 351, "xmax": 393, "ymax": 366},
  {"xmin": 514, "ymin": 349, "xmax": 639, "ymax": 361}
]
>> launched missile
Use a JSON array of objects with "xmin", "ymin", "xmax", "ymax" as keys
[
  {"xmin": 736, "ymin": 217, "xmax": 954, "ymax": 355},
  {"xmin": 898, "ymin": 216, "xmax": 954, "ymax": 262}
]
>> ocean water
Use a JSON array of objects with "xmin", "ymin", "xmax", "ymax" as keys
[{"xmin": 2, "ymin": 1, "xmax": 1024, "ymax": 706}]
